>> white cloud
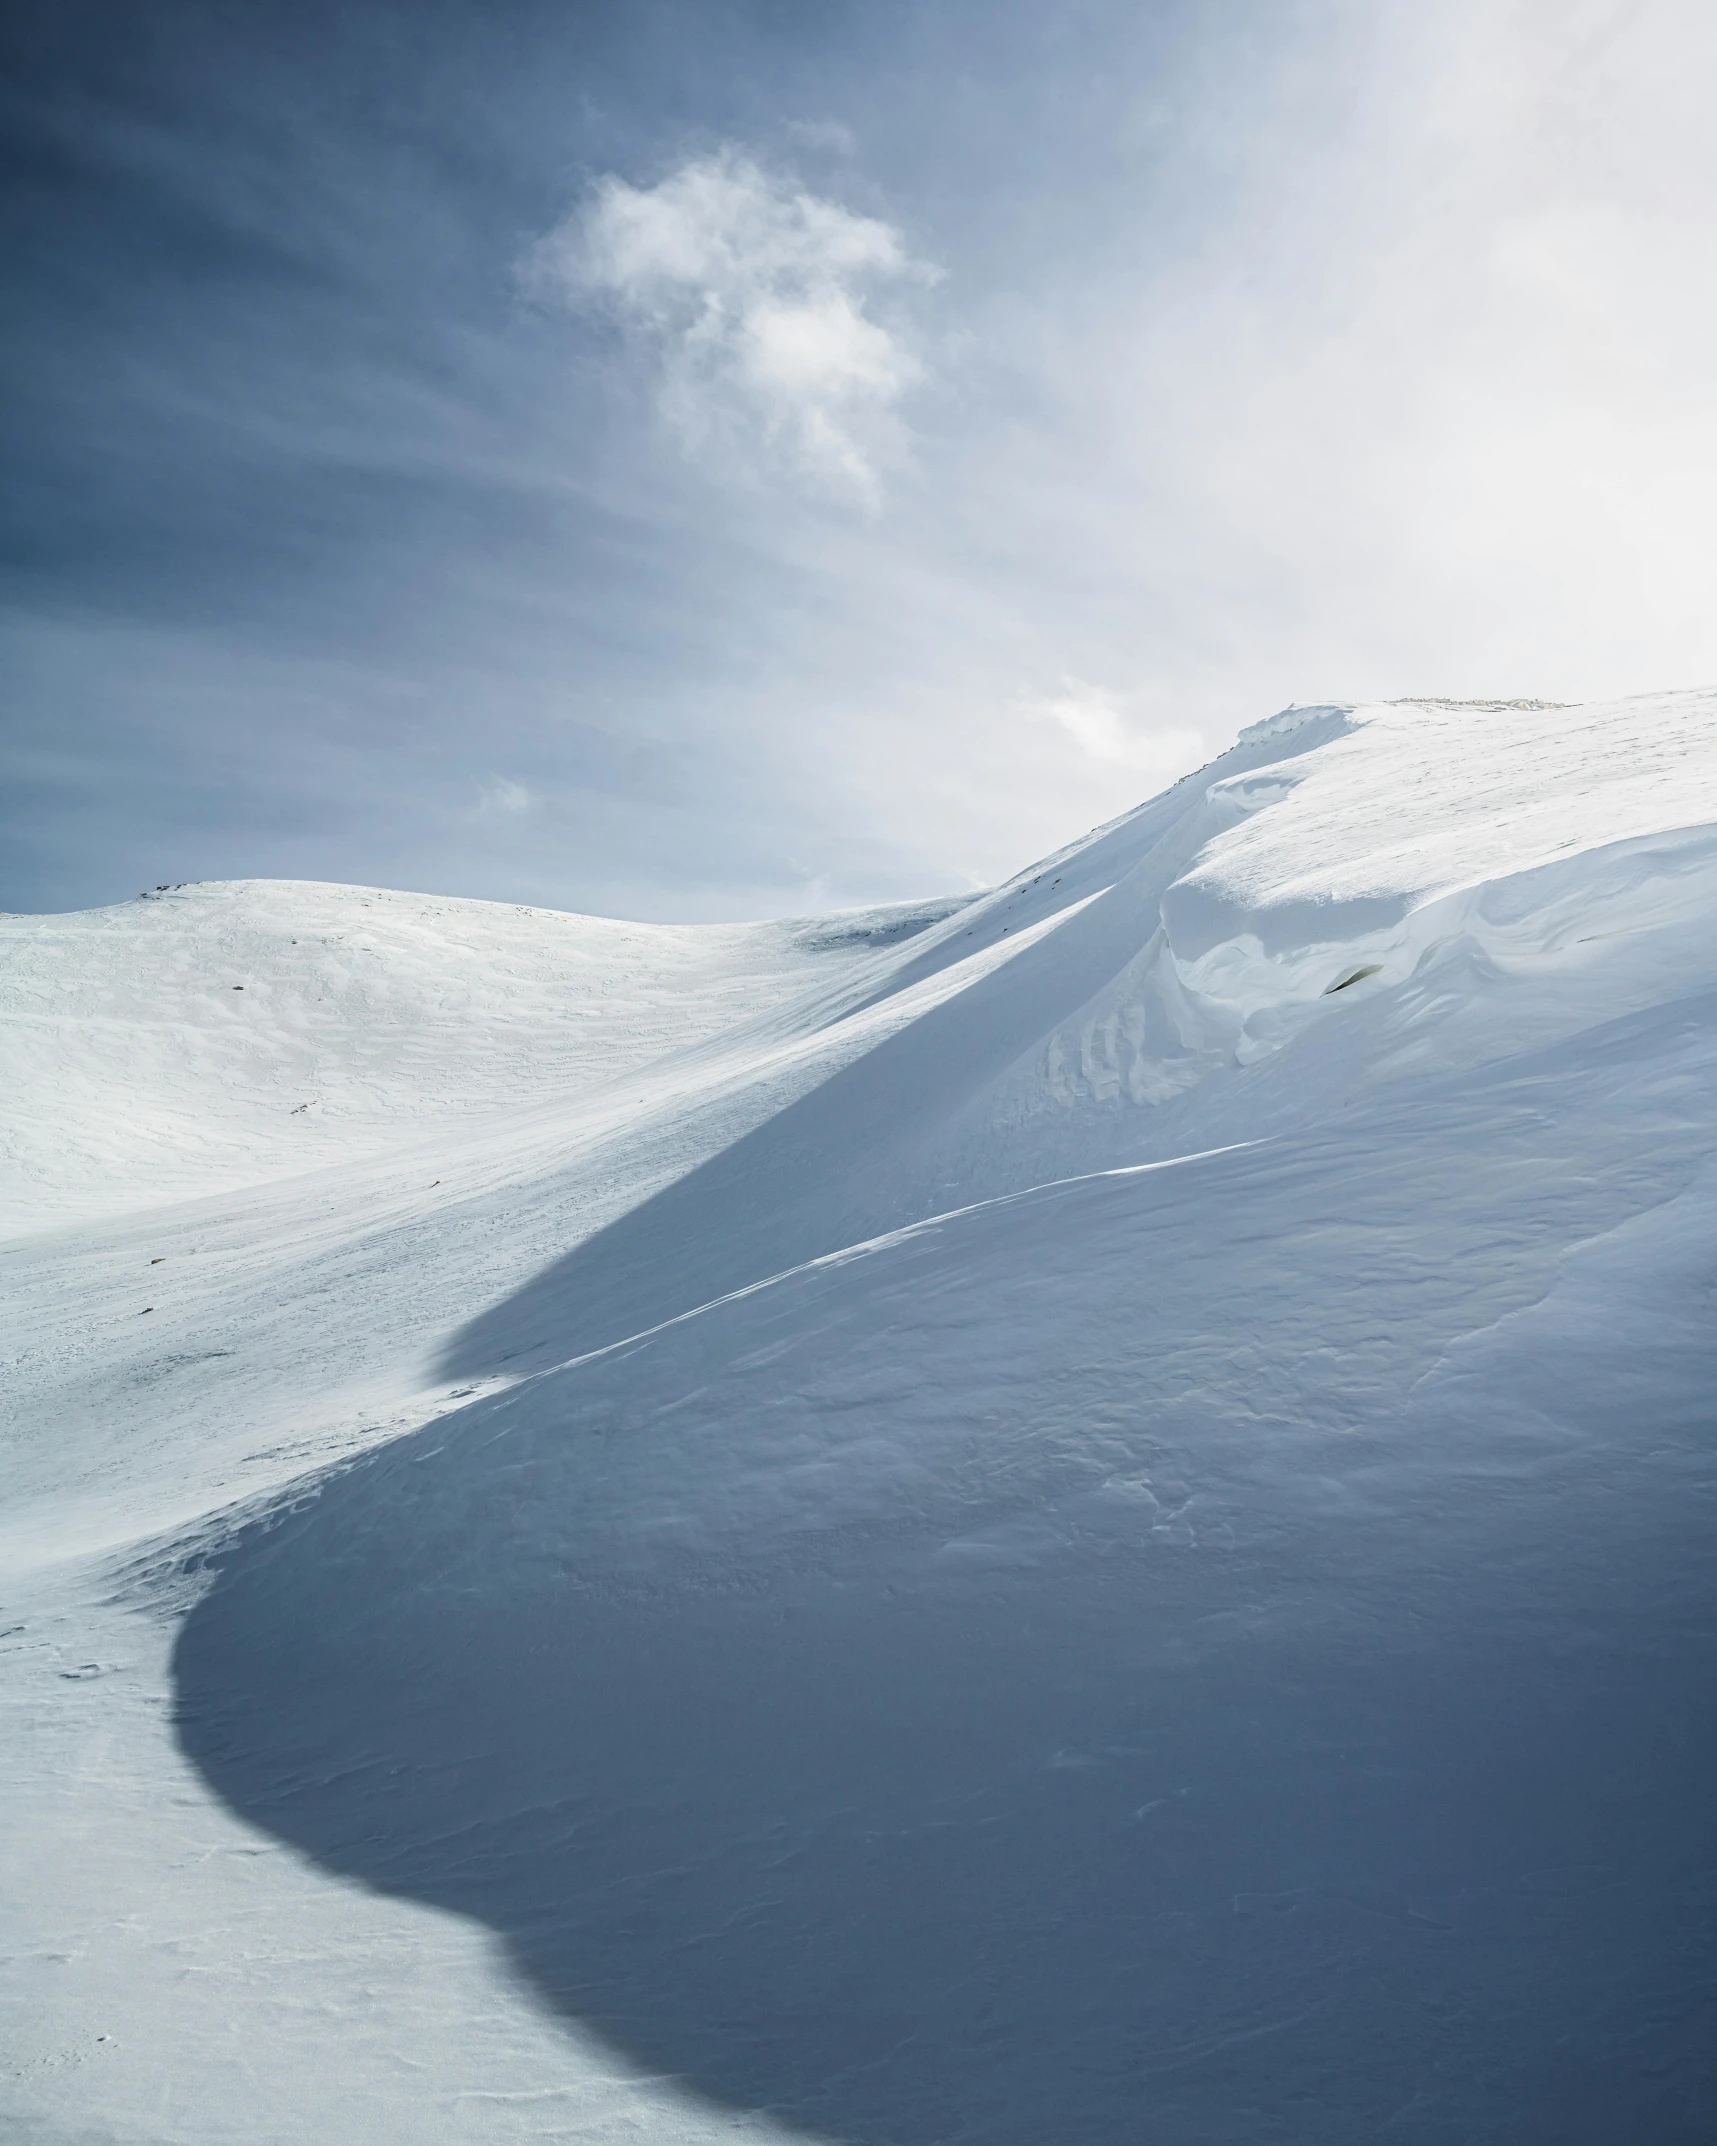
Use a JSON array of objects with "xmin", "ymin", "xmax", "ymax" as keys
[
  {"xmin": 476, "ymin": 777, "xmax": 533, "ymax": 815},
  {"xmin": 527, "ymin": 149, "xmax": 934, "ymax": 501},
  {"xmin": 1028, "ymin": 679, "xmax": 1204, "ymax": 785}
]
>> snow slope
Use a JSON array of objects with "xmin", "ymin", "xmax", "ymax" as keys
[
  {"xmin": 4, "ymin": 690, "xmax": 1716, "ymax": 2144},
  {"xmin": 0, "ymin": 879, "xmax": 976, "ymax": 1231}
]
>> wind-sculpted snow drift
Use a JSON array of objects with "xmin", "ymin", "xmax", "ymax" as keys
[{"xmin": 6, "ymin": 693, "xmax": 1717, "ymax": 2144}]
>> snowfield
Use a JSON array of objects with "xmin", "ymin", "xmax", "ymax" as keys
[{"xmin": 4, "ymin": 691, "xmax": 1715, "ymax": 2143}]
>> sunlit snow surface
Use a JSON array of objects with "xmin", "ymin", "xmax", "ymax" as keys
[{"xmin": 4, "ymin": 693, "xmax": 1716, "ymax": 2143}]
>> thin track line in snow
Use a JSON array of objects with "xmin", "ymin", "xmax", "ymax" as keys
[{"xmin": 501, "ymin": 1138, "xmax": 1268, "ymax": 1396}]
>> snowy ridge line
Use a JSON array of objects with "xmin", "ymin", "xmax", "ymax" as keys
[
  {"xmin": 490, "ymin": 1138, "xmax": 1267, "ymax": 1399},
  {"xmin": 99, "ymin": 1136, "xmax": 1262, "ymax": 1597}
]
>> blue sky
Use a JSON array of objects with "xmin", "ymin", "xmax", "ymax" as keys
[{"xmin": 5, "ymin": 0, "xmax": 1716, "ymax": 917}]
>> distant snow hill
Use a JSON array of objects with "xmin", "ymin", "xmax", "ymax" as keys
[{"xmin": 5, "ymin": 691, "xmax": 1716, "ymax": 2146}]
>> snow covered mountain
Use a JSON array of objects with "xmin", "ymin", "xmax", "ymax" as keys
[{"xmin": 5, "ymin": 691, "xmax": 1716, "ymax": 2143}]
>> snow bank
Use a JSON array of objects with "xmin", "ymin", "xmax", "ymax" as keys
[
  {"xmin": 7, "ymin": 687, "xmax": 1717, "ymax": 2145},
  {"xmin": 1165, "ymin": 690, "xmax": 1717, "ymax": 997}
]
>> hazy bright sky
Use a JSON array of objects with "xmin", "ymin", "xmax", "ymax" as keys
[{"xmin": 6, "ymin": 0, "xmax": 1716, "ymax": 917}]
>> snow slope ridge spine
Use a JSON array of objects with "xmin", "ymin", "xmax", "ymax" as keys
[
  {"xmin": 1235, "ymin": 701, "xmax": 1356, "ymax": 745},
  {"xmin": 499, "ymin": 1139, "xmax": 1268, "ymax": 1393}
]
